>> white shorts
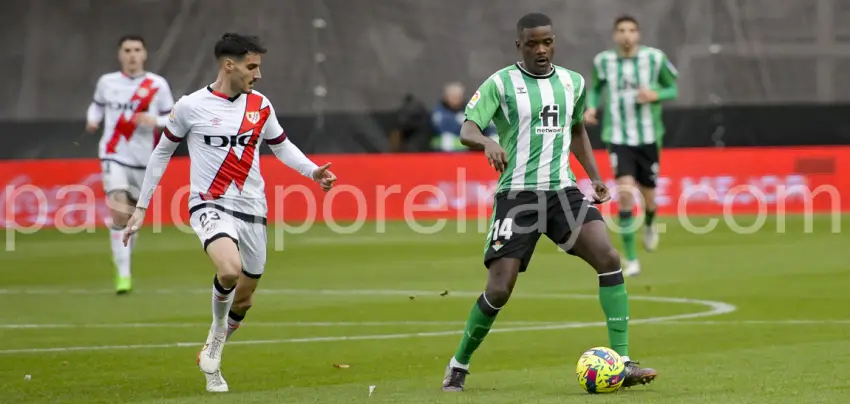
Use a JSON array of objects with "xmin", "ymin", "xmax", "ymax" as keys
[
  {"xmin": 189, "ymin": 204, "xmax": 267, "ymax": 278},
  {"xmin": 101, "ymin": 159, "xmax": 145, "ymax": 201}
]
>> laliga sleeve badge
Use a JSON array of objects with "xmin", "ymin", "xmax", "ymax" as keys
[{"xmin": 467, "ymin": 91, "xmax": 481, "ymax": 109}]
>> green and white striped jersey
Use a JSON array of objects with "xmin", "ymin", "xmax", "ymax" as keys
[
  {"xmin": 590, "ymin": 46, "xmax": 679, "ymax": 146},
  {"xmin": 465, "ymin": 63, "xmax": 586, "ymax": 193}
]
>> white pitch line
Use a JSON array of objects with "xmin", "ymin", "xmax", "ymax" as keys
[
  {"xmin": 0, "ymin": 320, "xmax": 674, "ymax": 355},
  {"xmin": 656, "ymin": 319, "xmax": 850, "ymax": 326},
  {"xmin": 0, "ymin": 287, "xmax": 746, "ymax": 302},
  {"xmin": 0, "ymin": 290, "xmax": 736, "ymax": 354},
  {"xmin": 5, "ymin": 319, "xmax": 849, "ymax": 331},
  {"xmin": 0, "ymin": 288, "xmax": 470, "ymax": 296},
  {"xmin": 0, "ymin": 321, "xmax": 557, "ymax": 330}
]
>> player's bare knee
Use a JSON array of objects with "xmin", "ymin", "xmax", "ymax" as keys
[
  {"xmin": 107, "ymin": 193, "xmax": 134, "ymax": 222},
  {"xmin": 206, "ymin": 237, "xmax": 242, "ymax": 286},
  {"xmin": 214, "ymin": 259, "xmax": 241, "ymax": 286},
  {"xmin": 217, "ymin": 271, "xmax": 239, "ymax": 287},
  {"xmin": 618, "ymin": 192, "xmax": 635, "ymax": 211},
  {"xmin": 639, "ymin": 186, "xmax": 657, "ymax": 210},
  {"xmin": 484, "ymin": 283, "xmax": 513, "ymax": 308},
  {"xmin": 110, "ymin": 212, "xmax": 130, "ymax": 228},
  {"xmin": 616, "ymin": 178, "xmax": 636, "ymax": 209},
  {"xmin": 484, "ymin": 261, "xmax": 518, "ymax": 307},
  {"xmin": 598, "ymin": 247, "xmax": 621, "ymax": 273}
]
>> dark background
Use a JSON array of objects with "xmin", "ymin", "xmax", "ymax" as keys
[{"xmin": 3, "ymin": 0, "xmax": 850, "ymax": 159}]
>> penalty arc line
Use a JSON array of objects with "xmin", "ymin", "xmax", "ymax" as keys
[{"xmin": 0, "ymin": 290, "xmax": 737, "ymax": 355}]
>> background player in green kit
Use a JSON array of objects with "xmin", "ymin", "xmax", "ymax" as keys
[
  {"xmin": 441, "ymin": 13, "xmax": 657, "ymax": 392},
  {"xmin": 585, "ymin": 15, "xmax": 679, "ymax": 277}
]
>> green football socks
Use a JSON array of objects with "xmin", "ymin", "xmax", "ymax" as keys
[
  {"xmin": 598, "ymin": 270, "xmax": 630, "ymax": 357},
  {"xmin": 619, "ymin": 211, "xmax": 638, "ymax": 261},
  {"xmin": 645, "ymin": 209, "xmax": 657, "ymax": 227},
  {"xmin": 453, "ymin": 294, "xmax": 500, "ymax": 365}
]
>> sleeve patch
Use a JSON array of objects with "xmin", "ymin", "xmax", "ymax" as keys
[{"xmin": 467, "ymin": 91, "xmax": 481, "ymax": 109}]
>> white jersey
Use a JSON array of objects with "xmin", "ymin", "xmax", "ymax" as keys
[
  {"xmin": 90, "ymin": 72, "xmax": 174, "ymax": 167},
  {"xmin": 163, "ymin": 86, "xmax": 288, "ymax": 218}
]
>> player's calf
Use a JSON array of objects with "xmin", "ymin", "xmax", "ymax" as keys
[
  {"xmin": 639, "ymin": 185, "xmax": 659, "ymax": 253},
  {"xmin": 226, "ymin": 273, "xmax": 258, "ymax": 342},
  {"xmin": 614, "ymin": 177, "xmax": 640, "ymax": 265}
]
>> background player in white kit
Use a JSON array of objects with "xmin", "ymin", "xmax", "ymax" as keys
[
  {"xmin": 85, "ymin": 35, "xmax": 175, "ymax": 294},
  {"xmin": 122, "ymin": 33, "xmax": 337, "ymax": 393}
]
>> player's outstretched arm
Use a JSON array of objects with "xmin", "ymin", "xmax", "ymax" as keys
[
  {"xmin": 461, "ymin": 121, "xmax": 507, "ymax": 173},
  {"xmin": 268, "ymin": 139, "xmax": 336, "ymax": 191},
  {"xmin": 638, "ymin": 53, "xmax": 679, "ymax": 104},
  {"xmin": 463, "ymin": 75, "xmax": 505, "ymax": 172},
  {"xmin": 262, "ymin": 99, "xmax": 336, "ymax": 191},
  {"xmin": 85, "ymin": 76, "xmax": 106, "ymax": 133},
  {"xmin": 85, "ymin": 102, "xmax": 104, "ymax": 133},
  {"xmin": 585, "ymin": 55, "xmax": 607, "ymax": 125},
  {"xmin": 122, "ymin": 131, "xmax": 180, "ymax": 245},
  {"xmin": 571, "ymin": 123, "xmax": 610, "ymax": 203},
  {"xmin": 459, "ymin": 120, "xmax": 492, "ymax": 151},
  {"xmin": 654, "ymin": 55, "xmax": 679, "ymax": 101}
]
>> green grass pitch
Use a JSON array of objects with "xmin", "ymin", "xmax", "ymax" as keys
[{"xmin": 2, "ymin": 214, "xmax": 849, "ymax": 403}]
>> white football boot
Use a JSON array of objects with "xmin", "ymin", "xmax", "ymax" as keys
[
  {"xmin": 623, "ymin": 259, "xmax": 641, "ymax": 277},
  {"xmin": 643, "ymin": 223, "xmax": 659, "ymax": 252},
  {"xmin": 204, "ymin": 368, "xmax": 229, "ymax": 392},
  {"xmin": 198, "ymin": 326, "xmax": 227, "ymax": 374}
]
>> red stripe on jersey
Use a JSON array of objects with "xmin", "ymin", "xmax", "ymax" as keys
[
  {"xmin": 105, "ymin": 77, "xmax": 160, "ymax": 154},
  {"xmin": 265, "ymin": 131, "xmax": 287, "ymax": 145},
  {"xmin": 201, "ymin": 93, "xmax": 270, "ymax": 200}
]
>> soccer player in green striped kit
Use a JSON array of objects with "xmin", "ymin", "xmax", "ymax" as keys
[
  {"xmin": 585, "ymin": 16, "xmax": 679, "ymax": 277},
  {"xmin": 441, "ymin": 13, "xmax": 657, "ymax": 392}
]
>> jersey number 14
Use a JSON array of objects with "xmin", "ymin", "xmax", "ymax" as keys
[{"xmin": 491, "ymin": 218, "xmax": 514, "ymax": 241}]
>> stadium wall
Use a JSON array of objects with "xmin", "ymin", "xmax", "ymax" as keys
[{"xmin": 2, "ymin": 147, "xmax": 848, "ymax": 230}]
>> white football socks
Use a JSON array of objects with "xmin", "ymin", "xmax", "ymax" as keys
[
  {"xmin": 212, "ymin": 277, "xmax": 235, "ymax": 333},
  {"xmin": 226, "ymin": 314, "xmax": 242, "ymax": 341},
  {"xmin": 109, "ymin": 226, "xmax": 131, "ymax": 278},
  {"xmin": 449, "ymin": 356, "xmax": 469, "ymax": 370}
]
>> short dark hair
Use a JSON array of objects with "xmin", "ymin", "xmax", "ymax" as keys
[
  {"xmin": 214, "ymin": 33, "xmax": 267, "ymax": 59},
  {"xmin": 614, "ymin": 15, "xmax": 639, "ymax": 29},
  {"xmin": 516, "ymin": 13, "xmax": 552, "ymax": 35},
  {"xmin": 118, "ymin": 35, "xmax": 145, "ymax": 48}
]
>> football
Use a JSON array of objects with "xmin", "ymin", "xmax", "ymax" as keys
[{"xmin": 575, "ymin": 347, "xmax": 626, "ymax": 394}]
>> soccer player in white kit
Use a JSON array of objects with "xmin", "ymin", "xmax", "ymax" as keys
[
  {"xmin": 123, "ymin": 33, "xmax": 337, "ymax": 393},
  {"xmin": 85, "ymin": 35, "xmax": 175, "ymax": 294}
]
